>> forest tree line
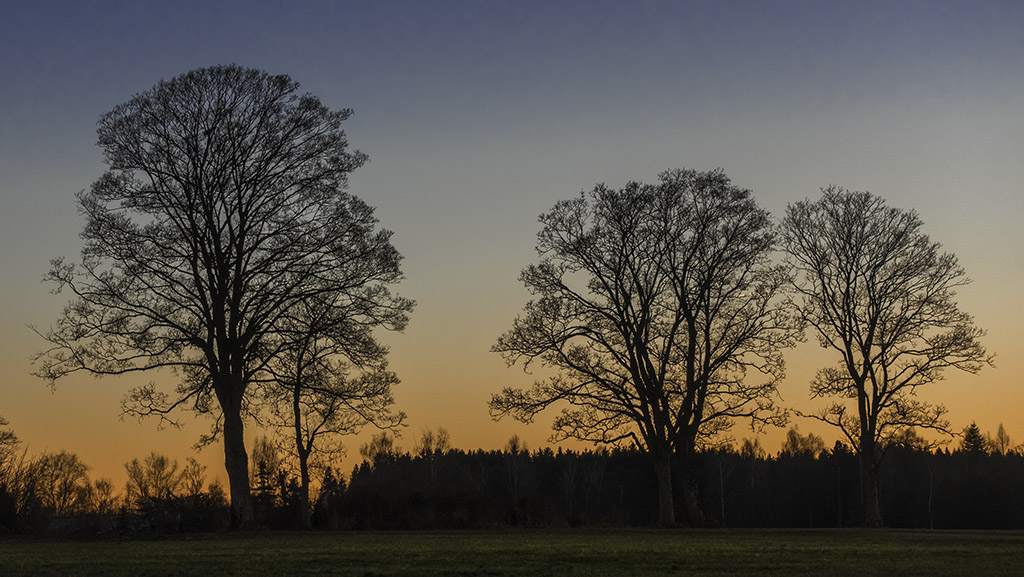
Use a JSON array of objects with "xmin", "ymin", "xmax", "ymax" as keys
[{"xmin": 2, "ymin": 421, "xmax": 1021, "ymax": 535}]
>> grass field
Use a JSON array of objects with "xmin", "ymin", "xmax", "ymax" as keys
[{"xmin": 1, "ymin": 529, "xmax": 1022, "ymax": 576}]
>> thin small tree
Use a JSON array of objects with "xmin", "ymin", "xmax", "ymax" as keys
[
  {"xmin": 264, "ymin": 291, "xmax": 407, "ymax": 529},
  {"xmin": 782, "ymin": 187, "xmax": 990, "ymax": 527},
  {"xmin": 991, "ymin": 423, "xmax": 1013, "ymax": 456},
  {"xmin": 181, "ymin": 458, "xmax": 208, "ymax": 498}
]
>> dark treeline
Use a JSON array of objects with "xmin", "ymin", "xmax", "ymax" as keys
[
  {"xmin": 699, "ymin": 444, "xmax": 1024, "ymax": 530},
  {"xmin": 330, "ymin": 440, "xmax": 1024, "ymax": 531},
  {"xmin": 3, "ymin": 426, "xmax": 1023, "ymax": 536}
]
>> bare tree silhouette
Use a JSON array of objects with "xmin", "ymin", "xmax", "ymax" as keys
[
  {"xmin": 491, "ymin": 169, "xmax": 799, "ymax": 525},
  {"xmin": 782, "ymin": 187, "xmax": 991, "ymax": 527},
  {"xmin": 262, "ymin": 283, "xmax": 407, "ymax": 528},
  {"xmin": 33, "ymin": 65, "xmax": 409, "ymax": 526}
]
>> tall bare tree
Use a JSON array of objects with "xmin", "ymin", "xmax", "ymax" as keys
[
  {"xmin": 33, "ymin": 65, "xmax": 410, "ymax": 526},
  {"xmin": 491, "ymin": 169, "xmax": 798, "ymax": 525},
  {"xmin": 782, "ymin": 187, "xmax": 990, "ymax": 527}
]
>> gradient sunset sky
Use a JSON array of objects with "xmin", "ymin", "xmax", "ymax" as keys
[{"xmin": 2, "ymin": 0, "xmax": 1022, "ymax": 484}]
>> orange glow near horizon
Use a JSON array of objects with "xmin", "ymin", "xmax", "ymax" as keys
[{"xmin": 3, "ymin": 273, "xmax": 1016, "ymax": 491}]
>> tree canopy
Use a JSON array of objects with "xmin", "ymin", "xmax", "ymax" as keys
[
  {"xmin": 491, "ymin": 168, "xmax": 800, "ymax": 524},
  {"xmin": 782, "ymin": 187, "xmax": 990, "ymax": 526},
  {"xmin": 34, "ymin": 65, "xmax": 412, "ymax": 526}
]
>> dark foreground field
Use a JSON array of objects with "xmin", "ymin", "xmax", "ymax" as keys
[{"xmin": 1, "ymin": 529, "xmax": 1022, "ymax": 576}]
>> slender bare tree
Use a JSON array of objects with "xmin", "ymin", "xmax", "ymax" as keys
[
  {"xmin": 782, "ymin": 187, "xmax": 991, "ymax": 527},
  {"xmin": 991, "ymin": 423, "xmax": 1013, "ymax": 456},
  {"xmin": 491, "ymin": 169, "xmax": 799, "ymax": 525},
  {"xmin": 264, "ymin": 295, "xmax": 406, "ymax": 529},
  {"xmin": 181, "ymin": 457, "xmax": 208, "ymax": 498},
  {"xmin": 33, "ymin": 65, "xmax": 410, "ymax": 526}
]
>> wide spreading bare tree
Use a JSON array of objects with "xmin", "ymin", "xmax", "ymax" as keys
[
  {"xmin": 33, "ymin": 65, "xmax": 410, "ymax": 526},
  {"xmin": 491, "ymin": 169, "xmax": 799, "ymax": 525},
  {"xmin": 782, "ymin": 187, "xmax": 990, "ymax": 527}
]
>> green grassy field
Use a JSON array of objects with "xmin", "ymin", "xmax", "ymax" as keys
[{"xmin": 1, "ymin": 529, "xmax": 1022, "ymax": 576}]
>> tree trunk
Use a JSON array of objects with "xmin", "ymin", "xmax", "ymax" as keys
[
  {"xmin": 222, "ymin": 404, "xmax": 254, "ymax": 528},
  {"xmin": 654, "ymin": 452, "xmax": 676, "ymax": 526},
  {"xmin": 680, "ymin": 470, "xmax": 707, "ymax": 526},
  {"xmin": 860, "ymin": 451, "xmax": 883, "ymax": 528},
  {"xmin": 297, "ymin": 451, "xmax": 312, "ymax": 530},
  {"xmin": 675, "ymin": 441, "xmax": 707, "ymax": 527},
  {"xmin": 292, "ymin": 385, "xmax": 313, "ymax": 530}
]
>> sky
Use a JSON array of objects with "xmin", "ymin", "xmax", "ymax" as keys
[{"xmin": 1, "ymin": 0, "xmax": 1022, "ymax": 486}]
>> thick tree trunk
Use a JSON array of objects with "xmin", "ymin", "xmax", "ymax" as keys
[
  {"xmin": 675, "ymin": 436, "xmax": 708, "ymax": 527},
  {"xmin": 297, "ymin": 452, "xmax": 312, "ymax": 530},
  {"xmin": 860, "ymin": 450, "xmax": 883, "ymax": 528},
  {"xmin": 292, "ymin": 385, "xmax": 313, "ymax": 530},
  {"xmin": 222, "ymin": 405, "xmax": 254, "ymax": 528},
  {"xmin": 678, "ymin": 446, "xmax": 708, "ymax": 527},
  {"xmin": 654, "ymin": 452, "xmax": 676, "ymax": 526}
]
